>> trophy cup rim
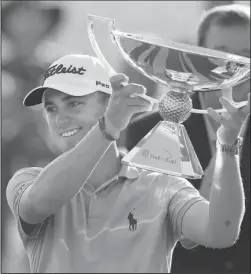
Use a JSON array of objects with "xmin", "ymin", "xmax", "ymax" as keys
[
  {"xmin": 112, "ymin": 30, "xmax": 250, "ymax": 65},
  {"xmin": 87, "ymin": 14, "xmax": 249, "ymax": 114},
  {"xmin": 87, "ymin": 14, "xmax": 250, "ymax": 65}
]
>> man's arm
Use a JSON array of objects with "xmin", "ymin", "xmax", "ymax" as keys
[
  {"xmin": 20, "ymin": 123, "xmax": 113, "ymax": 224},
  {"xmin": 180, "ymin": 95, "xmax": 249, "ymax": 248},
  {"xmin": 181, "ymin": 149, "xmax": 244, "ymax": 248},
  {"xmin": 199, "ymin": 156, "xmax": 215, "ymax": 200},
  {"xmin": 10, "ymin": 74, "xmax": 151, "ymax": 225}
]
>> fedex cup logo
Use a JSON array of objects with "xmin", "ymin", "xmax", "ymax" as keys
[{"xmin": 142, "ymin": 148, "xmax": 176, "ymax": 164}]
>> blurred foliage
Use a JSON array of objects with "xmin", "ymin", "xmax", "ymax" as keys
[{"xmin": 1, "ymin": 1, "xmax": 65, "ymax": 271}]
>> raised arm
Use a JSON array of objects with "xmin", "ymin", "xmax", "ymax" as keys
[
  {"xmin": 180, "ymin": 94, "xmax": 250, "ymax": 248},
  {"xmin": 7, "ymin": 74, "xmax": 152, "ymax": 225}
]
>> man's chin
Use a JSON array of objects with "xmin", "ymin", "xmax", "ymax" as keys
[
  {"xmin": 53, "ymin": 139, "xmax": 78, "ymax": 154},
  {"xmin": 52, "ymin": 130, "xmax": 89, "ymax": 154},
  {"xmin": 62, "ymin": 135, "xmax": 87, "ymax": 152}
]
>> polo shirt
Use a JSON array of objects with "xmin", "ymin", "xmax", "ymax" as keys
[{"xmin": 6, "ymin": 164, "xmax": 205, "ymax": 273}]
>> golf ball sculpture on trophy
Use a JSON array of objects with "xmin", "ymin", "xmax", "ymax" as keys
[{"xmin": 87, "ymin": 15, "xmax": 250, "ymax": 179}]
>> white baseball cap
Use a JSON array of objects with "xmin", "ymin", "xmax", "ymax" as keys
[{"xmin": 23, "ymin": 54, "xmax": 112, "ymax": 106}]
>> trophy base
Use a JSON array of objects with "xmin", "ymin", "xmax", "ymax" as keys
[{"xmin": 122, "ymin": 121, "xmax": 204, "ymax": 179}]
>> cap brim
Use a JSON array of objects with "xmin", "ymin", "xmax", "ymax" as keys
[
  {"xmin": 23, "ymin": 84, "xmax": 111, "ymax": 107},
  {"xmin": 23, "ymin": 86, "xmax": 47, "ymax": 107}
]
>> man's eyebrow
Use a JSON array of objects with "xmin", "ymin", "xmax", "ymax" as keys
[
  {"xmin": 44, "ymin": 100, "xmax": 54, "ymax": 108},
  {"xmin": 62, "ymin": 95, "xmax": 77, "ymax": 102},
  {"xmin": 44, "ymin": 95, "xmax": 80, "ymax": 107}
]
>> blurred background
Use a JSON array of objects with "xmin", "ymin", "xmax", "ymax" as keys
[{"xmin": 1, "ymin": 1, "xmax": 250, "ymax": 273}]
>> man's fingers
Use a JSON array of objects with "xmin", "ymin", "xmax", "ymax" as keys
[
  {"xmin": 123, "ymin": 84, "xmax": 147, "ymax": 97},
  {"xmin": 128, "ymin": 104, "xmax": 153, "ymax": 113},
  {"xmin": 207, "ymin": 107, "xmax": 230, "ymax": 128},
  {"xmin": 110, "ymin": 73, "xmax": 129, "ymax": 91},
  {"xmin": 207, "ymin": 108, "xmax": 222, "ymax": 123},
  {"xmin": 219, "ymin": 97, "xmax": 237, "ymax": 115},
  {"xmin": 125, "ymin": 96, "xmax": 153, "ymax": 108},
  {"xmin": 219, "ymin": 95, "xmax": 250, "ymax": 118}
]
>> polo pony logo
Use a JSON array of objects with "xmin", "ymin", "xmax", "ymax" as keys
[{"xmin": 127, "ymin": 209, "xmax": 137, "ymax": 231}]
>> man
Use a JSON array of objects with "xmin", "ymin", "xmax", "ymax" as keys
[
  {"xmin": 125, "ymin": 4, "xmax": 250, "ymax": 273},
  {"xmin": 6, "ymin": 54, "xmax": 249, "ymax": 273}
]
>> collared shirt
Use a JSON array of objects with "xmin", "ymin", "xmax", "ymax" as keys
[{"xmin": 7, "ymin": 165, "xmax": 205, "ymax": 273}]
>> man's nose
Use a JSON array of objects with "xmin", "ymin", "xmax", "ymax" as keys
[{"xmin": 56, "ymin": 112, "xmax": 72, "ymax": 128}]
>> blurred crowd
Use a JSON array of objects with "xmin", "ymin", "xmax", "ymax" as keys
[{"xmin": 1, "ymin": 1, "xmax": 250, "ymax": 273}]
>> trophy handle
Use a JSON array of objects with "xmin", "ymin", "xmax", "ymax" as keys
[
  {"xmin": 87, "ymin": 14, "xmax": 160, "ymax": 108},
  {"xmin": 87, "ymin": 14, "xmax": 117, "ymax": 76},
  {"xmin": 191, "ymin": 100, "xmax": 247, "ymax": 114}
]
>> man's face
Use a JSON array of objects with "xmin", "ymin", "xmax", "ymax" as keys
[
  {"xmin": 43, "ymin": 88, "xmax": 108, "ymax": 153},
  {"xmin": 204, "ymin": 22, "xmax": 250, "ymax": 103}
]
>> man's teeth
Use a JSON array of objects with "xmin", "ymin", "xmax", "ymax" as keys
[{"xmin": 61, "ymin": 128, "xmax": 81, "ymax": 137}]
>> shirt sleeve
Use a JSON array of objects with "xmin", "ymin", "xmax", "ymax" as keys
[
  {"xmin": 165, "ymin": 175, "xmax": 206, "ymax": 249},
  {"xmin": 6, "ymin": 167, "xmax": 44, "ymax": 240}
]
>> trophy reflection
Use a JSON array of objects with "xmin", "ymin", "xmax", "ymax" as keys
[{"xmin": 87, "ymin": 15, "xmax": 250, "ymax": 179}]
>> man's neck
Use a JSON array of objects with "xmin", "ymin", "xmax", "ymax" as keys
[{"xmin": 87, "ymin": 142, "xmax": 122, "ymax": 189}]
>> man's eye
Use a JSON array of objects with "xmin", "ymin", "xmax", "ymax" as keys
[
  {"xmin": 46, "ymin": 106, "xmax": 57, "ymax": 113},
  {"xmin": 69, "ymin": 102, "xmax": 81, "ymax": 108}
]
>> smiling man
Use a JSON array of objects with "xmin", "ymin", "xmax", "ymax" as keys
[{"xmin": 6, "ymin": 54, "xmax": 250, "ymax": 273}]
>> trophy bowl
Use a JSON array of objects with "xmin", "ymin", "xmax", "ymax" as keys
[{"xmin": 86, "ymin": 15, "xmax": 250, "ymax": 179}]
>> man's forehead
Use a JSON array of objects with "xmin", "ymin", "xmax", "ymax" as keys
[
  {"xmin": 43, "ymin": 88, "xmax": 64, "ymax": 100},
  {"xmin": 43, "ymin": 88, "xmax": 78, "ymax": 104},
  {"xmin": 209, "ymin": 22, "xmax": 250, "ymax": 36},
  {"xmin": 206, "ymin": 24, "xmax": 250, "ymax": 51}
]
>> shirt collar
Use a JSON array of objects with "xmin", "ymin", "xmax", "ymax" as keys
[
  {"xmin": 118, "ymin": 150, "xmax": 139, "ymax": 180},
  {"xmin": 118, "ymin": 164, "xmax": 139, "ymax": 180},
  {"xmin": 86, "ymin": 163, "xmax": 139, "ymax": 197}
]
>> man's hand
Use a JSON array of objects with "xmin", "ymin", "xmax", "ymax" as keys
[
  {"xmin": 104, "ymin": 73, "xmax": 153, "ymax": 136},
  {"xmin": 207, "ymin": 93, "xmax": 250, "ymax": 145}
]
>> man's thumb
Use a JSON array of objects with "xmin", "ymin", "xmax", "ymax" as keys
[{"xmin": 110, "ymin": 73, "xmax": 129, "ymax": 91}]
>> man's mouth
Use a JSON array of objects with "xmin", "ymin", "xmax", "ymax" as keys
[{"xmin": 60, "ymin": 127, "xmax": 82, "ymax": 138}]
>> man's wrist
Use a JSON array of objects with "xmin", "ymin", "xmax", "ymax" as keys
[
  {"xmin": 104, "ymin": 115, "xmax": 121, "ymax": 139},
  {"xmin": 98, "ymin": 115, "xmax": 120, "ymax": 141},
  {"xmin": 216, "ymin": 137, "xmax": 243, "ymax": 156},
  {"xmin": 216, "ymin": 126, "xmax": 239, "ymax": 145}
]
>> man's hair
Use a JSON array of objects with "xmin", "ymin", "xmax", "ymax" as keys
[{"xmin": 197, "ymin": 4, "xmax": 250, "ymax": 47}]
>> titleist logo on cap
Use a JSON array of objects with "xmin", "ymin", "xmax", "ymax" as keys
[{"xmin": 44, "ymin": 64, "xmax": 87, "ymax": 81}]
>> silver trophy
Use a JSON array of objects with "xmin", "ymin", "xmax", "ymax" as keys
[{"xmin": 86, "ymin": 15, "xmax": 250, "ymax": 179}]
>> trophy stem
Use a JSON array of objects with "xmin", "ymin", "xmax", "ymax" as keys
[
  {"xmin": 122, "ymin": 83, "xmax": 204, "ymax": 179},
  {"xmin": 158, "ymin": 86, "xmax": 193, "ymax": 124}
]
